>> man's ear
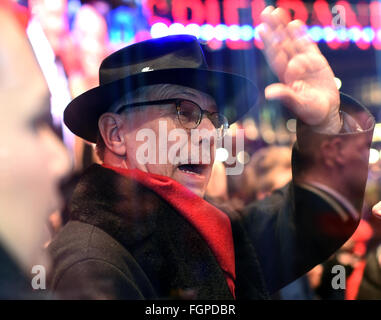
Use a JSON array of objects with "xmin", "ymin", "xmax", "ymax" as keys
[{"xmin": 98, "ymin": 113, "xmax": 127, "ymax": 157}]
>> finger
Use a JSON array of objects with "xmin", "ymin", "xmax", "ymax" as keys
[
  {"xmin": 265, "ymin": 84, "xmax": 325, "ymax": 125},
  {"xmin": 264, "ymin": 83, "xmax": 301, "ymax": 112},
  {"xmin": 272, "ymin": 7, "xmax": 291, "ymax": 26},
  {"xmin": 287, "ymin": 19, "xmax": 307, "ymax": 40},
  {"xmin": 279, "ymin": 33, "xmax": 297, "ymax": 61},
  {"xmin": 258, "ymin": 23, "xmax": 285, "ymax": 56},
  {"xmin": 268, "ymin": 51, "xmax": 289, "ymax": 82},
  {"xmin": 261, "ymin": 6, "xmax": 290, "ymax": 30},
  {"xmin": 261, "ymin": 10, "xmax": 297, "ymax": 60},
  {"xmin": 287, "ymin": 20, "xmax": 320, "ymax": 54},
  {"xmin": 258, "ymin": 27, "xmax": 288, "ymax": 80},
  {"xmin": 258, "ymin": 23, "xmax": 275, "ymax": 47},
  {"xmin": 260, "ymin": 6, "xmax": 275, "ymax": 25},
  {"xmin": 372, "ymin": 201, "xmax": 381, "ymax": 219},
  {"xmin": 259, "ymin": 24, "xmax": 296, "ymax": 79}
]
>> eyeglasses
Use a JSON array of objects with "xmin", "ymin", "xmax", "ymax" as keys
[{"xmin": 115, "ymin": 98, "xmax": 229, "ymax": 137}]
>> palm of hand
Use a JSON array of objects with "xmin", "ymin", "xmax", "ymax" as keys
[
  {"xmin": 259, "ymin": 6, "xmax": 341, "ymax": 131},
  {"xmin": 280, "ymin": 51, "xmax": 340, "ymax": 126}
]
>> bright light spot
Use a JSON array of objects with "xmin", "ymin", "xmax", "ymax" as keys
[
  {"xmin": 253, "ymin": 26, "xmax": 261, "ymax": 40},
  {"xmin": 323, "ymin": 26, "xmax": 336, "ymax": 42},
  {"xmin": 151, "ymin": 24, "xmax": 378, "ymax": 45},
  {"xmin": 286, "ymin": 119, "xmax": 297, "ymax": 133},
  {"xmin": 262, "ymin": 129, "xmax": 276, "ymax": 144},
  {"xmin": 200, "ymin": 24, "xmax": 214, "ymax": 41},
  {"xmin": 240, "ymin": 25, "xmax": 254, "ymax": 41},
  {"xmin": 150, "ymin": 23, "xmax": 168, "ymax": 38},
  {"xmin": 237, "ymin": 151, "xmax": 251, "ymax": 165},
  {"xmin": 44, "ymin": 0, "xmax": 63, "ymax": 11},
  {"xmin": 228, "ymin": 25, "xmax": 240, "ymax": 41},
  {"xmin": 334, "ymin": 77, "xmax": 342, "ymax": 90},
  {"xmin": 227, "ymin": 123, "xmax": 239, "ymax": 137},
  {"xmin": 336, "ymin": 28, "xmax": 348, "ymax": 42},
  {"xmin": 215, "ymin": 148, "xmax": 229, "ymax": 162},
  {"xmin": 168, "ymin": 23, "xmax": 185, "ymax": 35},
  {"xmin": 207, "ymin": 39, "xmax": 223, "ymax": 51},
  {"xmin": 369, "ymin": 148, "xmax": 380, "ymax": 164},
  {"xmin": 348, "ymin": 27, "xmax": 362, "ymax": 42},
  {"xmin": 308, "ymin": 26, "xmax": 323, "ymax": 42},
  {"xmin": 185, "ymin": 24, "xmax": 201, "ymax": 38},
  {"xmin": 215, "ymin": 24, "xmax": 228, "ymax": 41},
  {"xmin": 243, "ymin": 118, "xmax": 258, "ymax": 140},
  {"xmin": 362, "ymin": 27, "xmax": 375, "ymax": 43}
]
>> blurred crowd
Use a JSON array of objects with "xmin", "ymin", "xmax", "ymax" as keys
[{"xmin": 206, "ymin": 143, "xmax": 381, "ymax": 300}]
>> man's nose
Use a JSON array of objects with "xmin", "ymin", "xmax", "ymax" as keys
[
  {"xmin": 198, "ymin": 113, "xmax": 216, "ymax": 131},
  {"xmin": 197, "ymin": 116, "xmax": 216, "ymax": 144},
  {"xmin": 192, "ymin": 116, "xmax": 217, "ymax": 166}
]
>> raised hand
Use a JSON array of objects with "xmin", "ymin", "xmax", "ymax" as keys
[{"xmin": 259, "ymin": 6, "xmax": 341, "ymax": 134}]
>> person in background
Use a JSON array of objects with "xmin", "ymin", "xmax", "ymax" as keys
[
  {"xmin": 0, "ymin": 3, "xmax": 70, "ymax": 299},
  {"xmin": 247, "ymin": 145, "xmax": 292, "ymax": 201}
]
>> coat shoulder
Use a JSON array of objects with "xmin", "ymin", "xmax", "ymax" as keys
[
  {"xmin": 47, "ymin": 220, "xmax": 156, "ymax": 299},
  {"xmin": 48, "ymin": 220, "xmax": 127, "ymax": 262}
]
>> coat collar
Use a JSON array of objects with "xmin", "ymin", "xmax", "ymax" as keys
[
  {"xmin": 70, "ymin": 164, "xmax": 168, "ymax": 248},
  {"xmin": 68, "ymin": 164, "xmax": 269, "ymax": 299}
]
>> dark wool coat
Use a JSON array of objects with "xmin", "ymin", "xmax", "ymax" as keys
[
  {"xmin": 47, "ymin": 95, "xmax": 374, "ymax": 300},
  {"xmin": 47, "ymin": 164, "xmax": 359, "ymax": 300}
]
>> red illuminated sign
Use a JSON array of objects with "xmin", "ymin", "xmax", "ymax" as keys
[{"xmin": 143, "ymin": 0, "xmax": 381, "ymax": 50}]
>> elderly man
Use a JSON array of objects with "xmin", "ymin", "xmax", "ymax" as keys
[{"xmin": 48, "ymin": 7, "xmax": 374, "ymax": 299}]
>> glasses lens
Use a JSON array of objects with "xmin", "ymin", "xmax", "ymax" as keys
[
  {"xmin": 177, "ymin": 100, "xmax": 201, "ymax": 129},
  {"xmin": 209, "ymin": 113, "xmax": 229, "ymax": 137}
]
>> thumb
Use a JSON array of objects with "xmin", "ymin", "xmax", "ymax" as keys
[{"xmin": 265, "ymin": 83, "xmax": 301, "ymax": 113}]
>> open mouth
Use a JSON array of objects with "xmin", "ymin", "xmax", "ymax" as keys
[{"xmin": 177, "ymin": 164, "xmax": 208, "ymax": 175}]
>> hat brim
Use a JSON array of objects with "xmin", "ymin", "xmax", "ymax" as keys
[{"xmin": 64, "ymin": 68, "xmax": 258, "ymax": 143}]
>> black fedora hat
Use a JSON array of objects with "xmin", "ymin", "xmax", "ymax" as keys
[{"xmin": 64, "ymin": 35, "xmax": 258, "ymax": 143}]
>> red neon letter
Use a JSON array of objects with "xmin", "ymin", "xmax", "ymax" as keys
[
  {"xmin": 144, "ymin": 0, "xmax": 171, "ymax": 25},
  {"xmin": 370, "ymin": 1, "xmax": 381, "ymax": 49},
  {"xmin": 370, "ymin": 1, "xmax": 381, "ymax": 29},
  {"xmin": 223, "ymin": 0, "xmax": 250, "ymax": 25},
  {"xmin": 312, "ymin": 0, "xmax": 332, "ymax": 26},
  {"xmin": 205, "ymin": 0, "xmax": 220, "ymax": 26},
  {"xmin": 335, "ymin": 1, "xmax": 360, "ymax": 27},
  {"xmin": 276, "ymin": 0, "xmax": 308, "ymax": 23},
  {"xmin": 251, "ymin": 0, "xmax": 266, "ymax": 26},
  {"xmin": 172, "ymin": 0, "xmax": 205, "ymax": 25}
]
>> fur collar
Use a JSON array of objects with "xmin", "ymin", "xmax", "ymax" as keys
[{"xmin": 69, "ymin": 164, "xmax": 172, "ymax": 248}]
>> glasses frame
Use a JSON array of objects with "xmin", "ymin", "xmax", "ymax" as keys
[{"xmin": 114, "ymin": 98, "xmax": 229, "ymax": 136}]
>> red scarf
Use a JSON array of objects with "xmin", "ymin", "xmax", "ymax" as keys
[{"xmin": 103, "ymin": 164, "xmax": 236, "ymax": 298}]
